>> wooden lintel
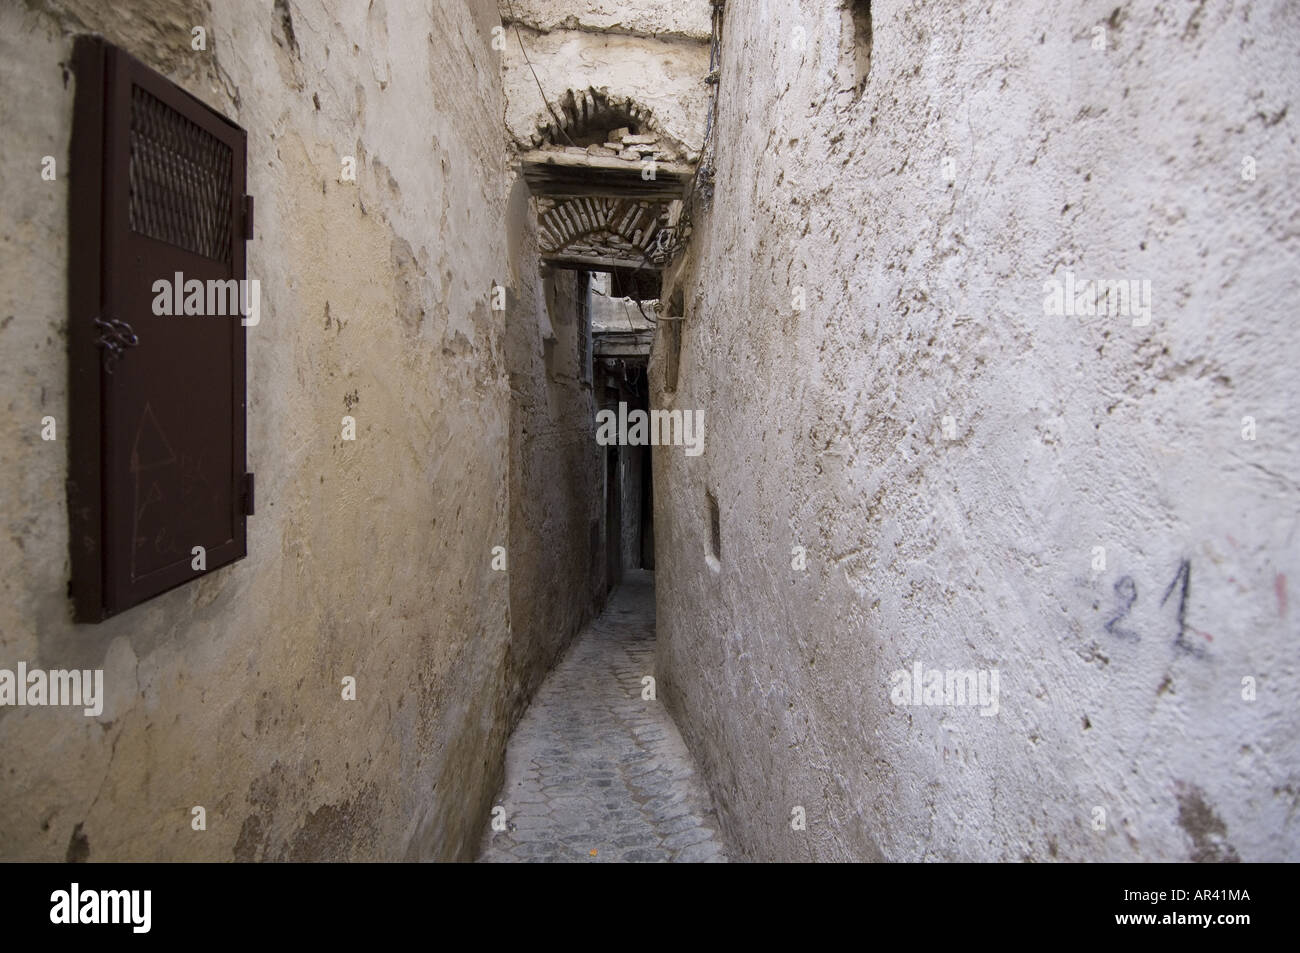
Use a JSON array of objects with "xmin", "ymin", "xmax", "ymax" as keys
[
  {"xmin": 520, "ymin": 150, "xmax": 692, "ymax": 200},
  {"xmin": 544, "ymin": 252, "xmax": 658, "ymax": 272},
  {"xmin": 595, "ymin": 346, "xmax": 651, "ymax": 360},
  {"xmin": 594, "ymin": 329, "xmax": 654, "ymax": 357}
]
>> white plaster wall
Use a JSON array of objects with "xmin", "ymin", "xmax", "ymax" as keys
[
  {"xmin": 0, "ymin": 0, "xmax": 582, "ymax": 861},
  {"xmin": 507, "ymin": 0, "xmax": 712, "ymax": 40},
  {"xmin": 654, "ymin": 0, "xmax": 1300, "ymax": 861}
]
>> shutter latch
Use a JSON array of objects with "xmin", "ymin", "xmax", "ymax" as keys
[
  {"xmin": 92, "ymin": 316, "xmax": 139, "ymax": 374},
  {"xmin": 241, "ymin": 472, "xmax": 255, "ymax": 515}
]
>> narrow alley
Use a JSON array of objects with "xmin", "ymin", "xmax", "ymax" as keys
[
  {"xmin": 1, "ymin": 0, "xmax": 1297, "ymax": 879},
  {"xmin": 479, "ymin": 571, "xmax": 726, "ymax": 863}
]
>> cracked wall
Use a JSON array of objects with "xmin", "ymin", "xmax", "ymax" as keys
[
  {"xmin": 653, "ymin": 0, "xmax": 1300, "ymax": 861},
  {"xmin": 0, "ymin": 0, "xmax": 594, "ymax": 862}
]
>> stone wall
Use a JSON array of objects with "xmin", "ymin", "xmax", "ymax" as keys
[
  {"xmin": 0, "ymin": 0, "xmax": 594, "ymax": 862},
  {"xmin": 653, "ymin": 0, "xmax": 1300, "ymax": 861}
]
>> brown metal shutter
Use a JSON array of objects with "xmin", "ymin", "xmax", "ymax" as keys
[{"xmin": 68, "ymin": 37, "xmax": 252, "ymax": 622}]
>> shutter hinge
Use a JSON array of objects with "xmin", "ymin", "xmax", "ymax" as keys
[
  {"xmin": 242, "ymin": 195, "xmax": 255, "ymax": 240},
  {"xmin": 241, "ymin": 472, "xmax": 255, "ymax": 515}
]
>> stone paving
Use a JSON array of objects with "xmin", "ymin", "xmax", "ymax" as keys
[{"xmin": 478, "ymin": 570, "xmax": 728, "ymax": 863}]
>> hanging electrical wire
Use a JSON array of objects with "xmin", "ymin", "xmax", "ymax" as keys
[
  {"xmin": 659, "ymin": 0, "xmax": 724, "ymax": 263},
  {"xmin": 502, "ymin": 0, "xmax": 577, "ymax": 147}
]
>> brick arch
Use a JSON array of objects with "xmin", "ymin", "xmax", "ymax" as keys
[
  {"xmin": 527, "ymin": 87, "xmax": 686, "ymax": 160},
  {"xmin": 538, "ymin": 197, "xmax": 669, "ymax": 266}
]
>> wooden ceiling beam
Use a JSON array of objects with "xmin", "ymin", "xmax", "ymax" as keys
[{"xmin": 520, "ymin": 150, "xmax": 692, "ymax": 201}]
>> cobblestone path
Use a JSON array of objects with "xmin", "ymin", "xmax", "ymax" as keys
[{"xmin": 478, "ymin": 570, "xmax": 728, "ymax": 863}]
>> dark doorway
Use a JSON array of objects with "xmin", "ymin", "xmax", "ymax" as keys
[{"xmin": 605, "ymin": 444, "xmax": 621, "ymax": 595}]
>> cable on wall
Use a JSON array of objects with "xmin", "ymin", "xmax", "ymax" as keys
[{"xmin": 502, "ymin": 0, "xmax": 577, "ymax": 147}]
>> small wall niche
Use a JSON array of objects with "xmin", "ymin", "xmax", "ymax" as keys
[{"xmin": 842, "ymin": 1, "xmax": 873, "ymax": 97}]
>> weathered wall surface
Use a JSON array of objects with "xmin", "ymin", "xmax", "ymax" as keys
[
  {"xmin": 501, "ymin": 0, "xmax": 711, "ymax": 154},
  {"xmin": 507, "ymin": 0, "xmax": 711, "ymax": 40},
  {"xmin": 654, "ymin": 0, "xmax": 1300, "ymax": 861},
  {"xmin": 0, "ymin": 0, "xmax": 586, "ymax": 862},
  {"xmin": 505, "ymin": 214, "xmax": 605, "ymax": 713}
]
